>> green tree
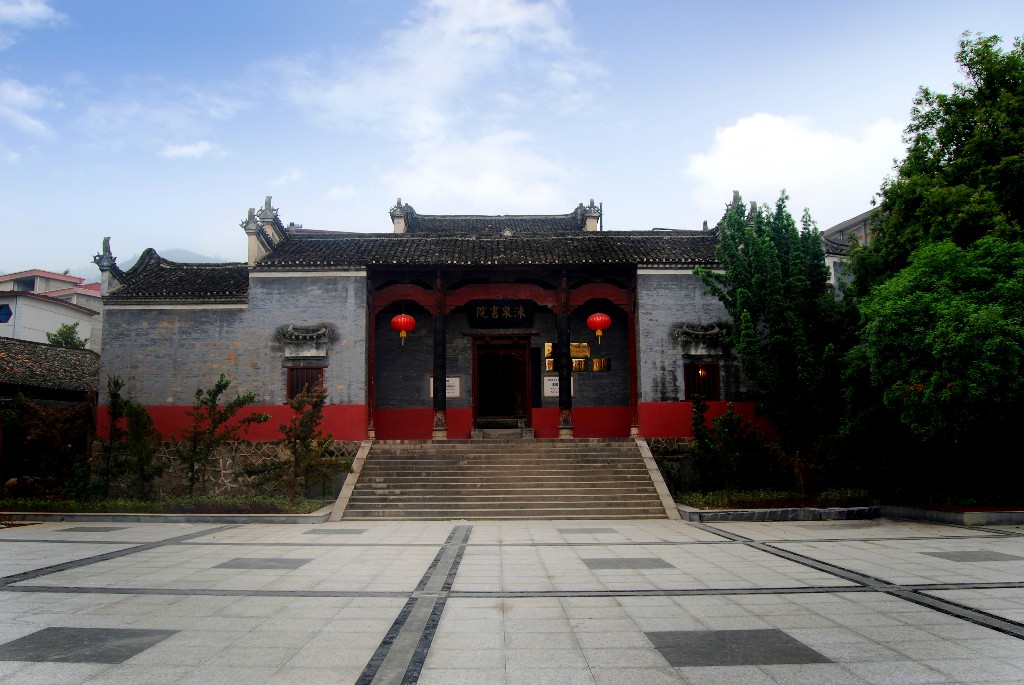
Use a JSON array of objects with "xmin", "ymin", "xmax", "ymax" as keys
[
  {"xmin": 124, "ymin": 401, "xmax": 164, "ymax": 499},
  {"xmin": 46, "ymin": 322, "xmax": 89, "ymax": 349},
  {"xmin": 844, "ymin": 34, "xmax": 1024, "ymax": 496},
  {"xmin": 246, "ymin": 384, "xmax": 346, "ymax": 498},
  {"xmin": 846, "ymin": 237, "xmax": 1024, "ymax": 493},
  {"xmin": 98, "ymin": 376, "xmax": 129, "ymax": 497},
  {"xmin": 698, "ymin": 192, "xmax": 854, "ymax": 469},
  {"xmin": 852, "ymin": 33, "xmax": 1024, "ymax": 292},
  {"xmin": 172, "ymin": 373, "xmax": 270, "ymax": 496}
]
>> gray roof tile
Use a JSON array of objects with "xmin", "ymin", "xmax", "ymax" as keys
[{"xmin": 0, "ymin": 337, "xmax": 99, "ymax": 394}]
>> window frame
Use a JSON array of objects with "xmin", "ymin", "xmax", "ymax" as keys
[
  {"xmin": 286, "ymin": 366, "xmax": 325, "ymax": 399},
  {"xmin": 684, "ymin": 361, "xmax": 721, "ymax": 401}
]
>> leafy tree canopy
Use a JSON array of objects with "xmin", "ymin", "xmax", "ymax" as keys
[
  {"xmin": 847, "ymin": 236, "xmax": 1024, "ymax": 448},
  {"xmin": 853, "ymin": 33, "xmax": 1024, "ymax": 291},
  {"xmin": 46, "ymin": 322, "xmax": 88, "ymax": 349},
  {"xmin": 699, "ymin": 192, "xmax": 853, "ymax": 456}
]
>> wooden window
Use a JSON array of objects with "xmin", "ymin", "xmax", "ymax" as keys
[
  {"xmin": 286, "ymin": 366, "xmax": 324, "ymax": 399},
  {"xmin": 685, "ymin": 362, "xmax": 720, "ymax": 400}
]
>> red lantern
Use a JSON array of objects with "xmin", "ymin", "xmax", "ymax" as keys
[
  {"xmin": 390, "ymin": 313, "xmax": 416, "ymax": 346},
  {"xmin": 586, "ymin": 312, "xmax": 611, "ymax": 344}
]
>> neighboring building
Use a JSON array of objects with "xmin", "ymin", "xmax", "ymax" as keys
[
  {"xmin": 96, "ymin": 196, "xmax": 761, "ymax": 441},
  {"xmin": 821, "ymin": 208, "xmax": 875, "ymax": 288},
  {"xmin": 0, "ymin": 336, "xmax": 99, "ymax": 475},
  {"xmin": 0, "ymin": 336, "xmax": 99, "ymax": 404},
  {"xmin": 0, "ymin": 269, "xmax": 102, "ymax": 351}
]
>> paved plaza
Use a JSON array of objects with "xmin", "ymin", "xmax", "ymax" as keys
[{"xmin": 2, "ymin": 518, "xmax": 1024, "ymax": 684}]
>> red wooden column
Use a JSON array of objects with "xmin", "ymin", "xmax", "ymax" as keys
[
  {"xmin": 431, "ymin": 273, "xmax": 448, "ymax": 440},
  {"xmin": 366, "ymin": 285, "xmax": 376, "ymax": 439},
  {"xmin": 556, "ymin": 272, "xmax": 574, "ymax": 438},
  {"xmin": 627, "ymin": 297, "xmax": 640, "ymax": 436}
]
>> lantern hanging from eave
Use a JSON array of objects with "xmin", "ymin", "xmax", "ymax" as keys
[
  {"xmin": 390, "ymin": 313, "xmax": 416, "ymax": 346},
  {"xmin": 586, "ymin": 312, "xmax": 611, "ymax": 344}
]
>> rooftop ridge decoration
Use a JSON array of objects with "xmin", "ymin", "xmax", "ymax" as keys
[
  {"xmin": 103, "ymin": 247, "xmax": 249, "ymax": 303},
  {"xmin": 93, "ymin": 236, "xmax": 128, "ymax": 287},
  {"xmin": 389, "ymin": 199, "xmax": 602, "ymax": 235},
  {"xmin": 242, "ymin": 196, "xmax": 290, "ymax": 266}
]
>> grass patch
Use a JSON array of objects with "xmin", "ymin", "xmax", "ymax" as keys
[
  {"xmin": 678, "ymin": 488, "xmax": 874, "ymax": 510},
  {"xmin": 0, "ymin": 495, "xmax": 332, "ymax": 515}
]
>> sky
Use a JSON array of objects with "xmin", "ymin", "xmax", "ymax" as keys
[{"xmin": 1, "ymin": 0, "xmax": 1022, "ymax": 277}]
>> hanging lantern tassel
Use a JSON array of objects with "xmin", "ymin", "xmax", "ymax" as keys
[
  {"xmin": 390, "ymin": 313, "xmax": 416, "ymax": 347},
  {"xmin": 586, "ymin": 312, "xmax": 611, "ymax": 345}
]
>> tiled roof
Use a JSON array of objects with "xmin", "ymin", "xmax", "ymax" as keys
[
  {"xmin": 0, "ymin": 336, "xmax": 99, "ymax": 394},
  {"xmin": 0, "ymin": 290, "xmax": 99, "ymax": 315},
  {"xmin": 405, "ymin": 207, "xmax": 588, "ymax": 235},
  {"xmin": 253, "ymin": 231, "xmax": 720, "ymax": 270},
  {"xmin": 0, "ymin": 269, "xmax": 84, "ymax": 285},
  {"xmin": 106, "ymin": 248, "xmax": 249, "ymax": 302},
  {"xmin": 823, "ymin": 237, "xmax": 851, "ymax": 256}
]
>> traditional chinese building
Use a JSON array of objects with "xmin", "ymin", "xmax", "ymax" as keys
[{"xmin": 95, "ymin": 197, "xmax": 756, "ymax": 441}]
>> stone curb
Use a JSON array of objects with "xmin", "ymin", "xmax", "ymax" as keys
[
  {"xmin": 0, "ymin": 506, "xmax": 333, "ymax": 525},
  {"xmin": 677, "ymin": 504, "xmax": 1024, "ymax": 526},
  {"xmin": 677, "ymin": 505, "xmax": 879, "ymax": 523}
]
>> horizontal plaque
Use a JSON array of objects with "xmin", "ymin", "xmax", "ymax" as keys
[
  {"xmin": 543, "ymin": 342, "xmax": 591, "ymax": 359},
  {"xmin": 467, "ymin": 300, "xmax": 534, "ymax": 328}
]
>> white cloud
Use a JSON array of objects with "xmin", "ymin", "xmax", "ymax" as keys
[
  {"xmin": 158, "ymin": 140, "xmax": 220, "ymax": 159},
  {"xmin": 77, "ymin": 85, "xmax": 249, "ymax": 154},
  {"xmin": 383, "ymin": 130, "xmax": 569, "ymax": 212},
  {"xmin": 326, "ymin": 185, "xmax": 356, "ymax": 201},
  {"xmin": 0, "ymin": 0, "xmax": 65, "ymax": 49},
  {"xmin": 5, "ymin": 150, "xmax": 21, "ymax": 163},
  {"xmin": 278, "ymin": 0, "xmax": 588, "ymax": 140},
  {"xmin": 684, "ymin": 113, "xmax": 905, "ymax": 228},
  {"xmin": 271, "ymin": 167, "xmax": 304, "ymax": 186},
  {"xmin": 273, "ymin": 0, "xmax": 596, "ymax": 213},
  {"xmin": 0, "ymin": 78, "xmax": 58, "ymax": 135}
]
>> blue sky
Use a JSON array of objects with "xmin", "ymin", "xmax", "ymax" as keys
[{"xmin": 1, "ymin": 0, "xmax": 1021, "ymax": 276}]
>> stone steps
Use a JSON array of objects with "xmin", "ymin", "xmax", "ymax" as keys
[{"xmin": 341, "ymin": 438, "xmax": 670, "ymax": 520}]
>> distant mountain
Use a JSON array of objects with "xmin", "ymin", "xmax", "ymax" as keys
[{"xmin": 65, "ymin": 249, "xmax": 228, "ymax": 281}]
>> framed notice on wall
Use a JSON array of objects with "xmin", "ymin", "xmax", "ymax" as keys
[
  {"xmin": 428, "ymin": 377, "xmax": 462, "ymax": 398},
  {"xmin": 542, "ymin": 375, "xmax": 575, "ymax": 398}
]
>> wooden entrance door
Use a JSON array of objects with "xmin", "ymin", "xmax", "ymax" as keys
[{"xmin": 473, "ymin": 337, "xmax": 530, "ymax": 428}]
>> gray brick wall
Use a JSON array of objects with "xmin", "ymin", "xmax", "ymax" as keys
[
  {"xmin": 100, "ymin": 273, "xmax": 367, "ymax": 406},
  {"xmin": 636, "ymin": 271, "xmax": 732, "ymax": 402}
]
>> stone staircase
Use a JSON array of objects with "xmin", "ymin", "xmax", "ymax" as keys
[{"xmin": 339, "ymin": 438, "xmax": 671, "ymax": 520}]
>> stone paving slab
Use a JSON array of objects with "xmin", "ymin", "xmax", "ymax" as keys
[{"xmin": 1, "ymin": 519, "xmax": 1024, "ymax": 683}]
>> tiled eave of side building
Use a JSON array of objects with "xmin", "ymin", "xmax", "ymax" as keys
[
  {"xmin": 103, "ymin": 248, "xmax": 250, "ymax": 305},
  {"xmin": 251, "ymin": 231, "xmax": 721, "ymax": 271},
  {"xmin": 0, "ymin": 336, "xmax": 99, "ymax": 395}
]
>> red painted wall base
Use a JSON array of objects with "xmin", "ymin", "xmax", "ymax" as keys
[
  {"xmin": 97, "ymin": 404, "xmax": 369, "ymax": 441},
  {"xmin": 637, "ymin": 401, "xmax": 767, "ymax": 438},
  {"xmin": 94, "ymin": 401, "xmax": 767, "ymax": 442}
]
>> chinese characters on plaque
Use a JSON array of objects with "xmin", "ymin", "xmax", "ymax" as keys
[{"xmin": 466, "ymin": 300, "xmax": 534, "ymax": 328}]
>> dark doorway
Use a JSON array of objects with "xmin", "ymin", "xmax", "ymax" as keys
[{"xmin": 473, "ymin": 337, "xmax": 530, "ymax": 428}]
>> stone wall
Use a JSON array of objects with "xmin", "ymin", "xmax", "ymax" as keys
[
  {"xmin": 97, "ymin": 440, "xmax": 362, "ymax": 498},
  {"xmin": 636, "ymin": 271, "xmax": 743, "ymax": 402},
  {"xmin": 100, "ymin": 272, "xmax": 367, "ymax": 407}
]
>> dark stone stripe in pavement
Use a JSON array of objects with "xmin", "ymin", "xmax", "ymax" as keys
[
  {"xmin": 2, "ymin": 585, "xmax": 410, "ymax": 597},
  {"xmin": 695, "ymin": 521, "xmax": 1024, "ymax": 641},
  {"xmin": 356, "ymin": 524, "xmax": 472, "ymax": 685},
  {"xmin": 0, "ymin": 525, "xmax": 236, "ymax": 586}
]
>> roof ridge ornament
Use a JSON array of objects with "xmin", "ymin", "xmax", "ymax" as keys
[
  {"xmin": 390, "ymin": 198, "xmax": 414, "ymax": 233},
  {"xmin": 93, "ymin": 237, "xmax": 128, "ymax": 294}
]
